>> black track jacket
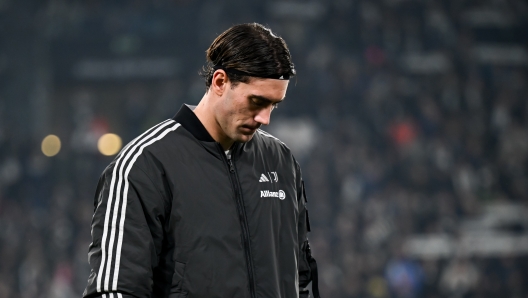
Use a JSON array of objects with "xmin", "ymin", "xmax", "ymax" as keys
[{"xmin": 84, "ymin": 105, "xmax": 320, "ymax": 298}]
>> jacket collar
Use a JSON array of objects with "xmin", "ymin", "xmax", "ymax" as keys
[{"xmin": 172, "ymin": 104, "xmax": 216, "ymax": 142}]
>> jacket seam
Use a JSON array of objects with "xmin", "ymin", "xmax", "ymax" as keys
[
  {"xmin": 134, "ymin": 164, "xmax": 166, "ymax": 199},
  {"xmin": 133, "ymin": 164, "xmax": 171, "ymax": 222}
]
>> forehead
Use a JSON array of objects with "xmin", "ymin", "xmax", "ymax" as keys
[{"xmin": 234, "ymin": 78, "xmax": 289, "ymax": 101}]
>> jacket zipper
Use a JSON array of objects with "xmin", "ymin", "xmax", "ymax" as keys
[{"xmin": 221, "ymin": 145, "xmax": 257, "ymax": 298}]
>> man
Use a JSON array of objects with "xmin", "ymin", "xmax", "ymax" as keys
[{"xmin": 84, "ymin": 23, "xmax": 320, "ymax": 298}]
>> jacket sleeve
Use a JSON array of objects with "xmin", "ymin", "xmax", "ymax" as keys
[
  {"xmin": 83, "ymin": 157, "xmax": 171, "ymax": 298},
  {"xmin": 296, "ymin": 162, "xmax": 321, "ymax": 298}
]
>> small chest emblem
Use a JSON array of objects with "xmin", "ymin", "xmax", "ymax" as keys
[{"xmin": 259, "ymin": 172, "xmax": 278, "ymax": 183}]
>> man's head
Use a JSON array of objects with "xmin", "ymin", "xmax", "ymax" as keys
[
  {"xmin": 195, "ymin": 23, "xmax": 296, "ymax": 149},
  {"xmin": 201, "ymin": 23, "xmax": 296, "ymax": 89}
]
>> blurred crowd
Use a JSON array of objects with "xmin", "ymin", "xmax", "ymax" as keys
[{"xmin": 1, "ymin": 0, "xmax": 528, "ymax": 297}]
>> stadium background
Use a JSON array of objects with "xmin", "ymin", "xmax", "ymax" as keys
[{"xmin": 1, "ymin": 0, "xmax": 528, "ymax": 297}]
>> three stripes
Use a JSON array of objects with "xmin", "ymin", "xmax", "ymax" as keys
[
  {"xmin": 102, "ymin": 293, "xmax": 123, "ymax": 298},
  {"xmin": 96, "ymin": 119, "xmax": 181, "ymax": 293},
  {"xmin": 259, "ymin": 174, "xmax": 270, "ymax": 182}
]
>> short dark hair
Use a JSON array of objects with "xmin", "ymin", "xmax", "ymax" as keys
[{"xmin": 200, "ymin": 23, "xmax": 296, "ymax": 89}]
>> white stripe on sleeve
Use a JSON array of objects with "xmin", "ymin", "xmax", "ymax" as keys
[
  {"xmin": 112, "ymin": 123, "xmax": 181, "ymax": 290},
  {"xmin": 96, "ymin": 119, "xmax": 173, "ymax": 292}
]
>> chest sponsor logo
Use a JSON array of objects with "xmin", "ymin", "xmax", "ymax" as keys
[{"xmin": 261, "ymin": 189, "xmax": 286, "ymax": 200}]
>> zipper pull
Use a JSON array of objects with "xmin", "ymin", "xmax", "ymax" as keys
[{"xmin": 228, "ymin": 159, "xmax": 235, "ymax": 173}]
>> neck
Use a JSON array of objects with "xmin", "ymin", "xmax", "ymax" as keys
[{"xmin": 193, "ymin": 93, "xmax": 234, "ymax": 150}]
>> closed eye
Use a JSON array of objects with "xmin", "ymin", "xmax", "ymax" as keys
[
  {"xmin": 250, "ymin": 97, "xmax": 268, "ymax": 107},
  {"xmin": 249, "ymin": 95, "xmax": 283, "ymax": 110}
]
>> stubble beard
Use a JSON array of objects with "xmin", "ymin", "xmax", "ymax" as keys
[{"xmin": 231, "ymin": 126, "xmax": 256, "ymax": 143}]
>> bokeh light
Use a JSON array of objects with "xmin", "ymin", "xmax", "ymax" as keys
[
  {"xmin": 41, "ymin": 134, "xmax": 61, "ymax": 157},
  {"xmin": 97, "ymin": 133, "xmax": 122, "ymax": 156}
]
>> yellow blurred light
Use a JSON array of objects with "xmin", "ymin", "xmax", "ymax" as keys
[
  {"xmin": 41, "ymin": 135, "xmax": 61, "ymax": 157},
  {"xmin": 367, "ymin": 276, "xmax": 388, "ymax": 298},
  {"xmin": 98, "ymin": 133, "xmax": 122, "ymax": 156}
]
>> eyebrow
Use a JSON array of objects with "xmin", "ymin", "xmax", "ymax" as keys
[{"xmin": 248, "ymin": 94, "xmax": 284, "ymax": 104}]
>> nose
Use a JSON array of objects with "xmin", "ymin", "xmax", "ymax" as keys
[{"xmin": 254, "ymin": 106, "xmax": 273, "ymax": 125}]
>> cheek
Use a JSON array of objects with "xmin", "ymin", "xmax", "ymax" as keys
[
  {"xmin": 230, "ymin": 102, "xmax": 251, "ymax": 122},
  {"xmin": 222, "ymin": 93, "xmax": 253, "ymax": 124},
  {"xmin": 218, "ymin": 98, "xmax": 239, "ymax": 128}
]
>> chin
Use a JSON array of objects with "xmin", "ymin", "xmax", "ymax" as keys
[{"xmin": 234, "ymin": 133, "xmax": 255, "ymax": 143}]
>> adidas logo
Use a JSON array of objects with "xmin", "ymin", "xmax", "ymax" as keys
[
  {"xmin": 259, "ymin": 174, "xmax": 269, "ymax": 182},
  {"xmin": 259, "ymin": 172, "xmax": 278, "ymax": 183}
]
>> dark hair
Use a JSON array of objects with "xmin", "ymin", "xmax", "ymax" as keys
[{"xmin": 200, "ymin": 23, "xmax": 296, "ymax": 89}]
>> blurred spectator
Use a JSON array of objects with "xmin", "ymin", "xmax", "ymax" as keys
[
  {"xmin": 439, "ymin": 258, "xmax": 479, "ymax": 297},
  {"xmin": 385, "ymin": 258, "xmax": 424, "ymax": 298}
]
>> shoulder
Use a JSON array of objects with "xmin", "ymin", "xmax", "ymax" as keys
[
  {"xmin": 122, "ymin": 119, "xmax": 183, "ymax": 151},
  {"xmin": 107, "ymin": 119, "xmax": 185, "ymax": 173},
  {"xmin": 254, "ymin": 129, "xmax": 291, "ymax": 152},
  {"xmin": 252, "ymin": 129, "xmax": 298, "ymax": 165}
]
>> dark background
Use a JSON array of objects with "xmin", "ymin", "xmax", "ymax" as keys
[{"xmin": 1, "ymin": 0, "xmax": 528, "ymax": 297}]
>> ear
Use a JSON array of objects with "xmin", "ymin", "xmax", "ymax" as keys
[{"xmin": 211, "ymin": 69, "xmax": 229, "ymax": 96}]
